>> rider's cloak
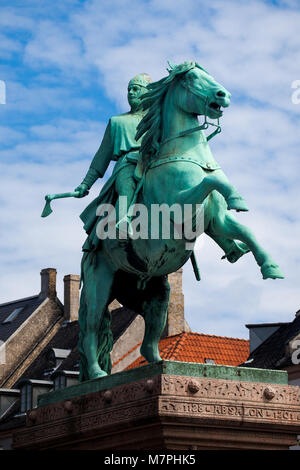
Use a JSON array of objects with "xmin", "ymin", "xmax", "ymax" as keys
[{"xmin": 80, "ymin": 112, "xmax": 143, "ymax": 252}]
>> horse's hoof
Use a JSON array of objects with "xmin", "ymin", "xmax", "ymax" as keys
[
  {"xmin": 141, "ymin": 344, "xmax": 161, "ymax": 363},
  {"xmin": 261, "ymin": 262, "xmax": 285, "ymax": 280},
  {"xmin": 88, "ymin": 366, "xmax": 108, "ymax": 380},
  {"xmin": 90, "ymin": 371, "xmax": 108, "ymax": 380},
  {"xmin": 227, "ymin": 197, "xmax": 249, "ymax": 212}
]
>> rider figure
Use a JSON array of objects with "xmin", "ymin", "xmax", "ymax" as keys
[{"xmin": 75, "ymin": 73, "xmax": 152, "ymax": 214}]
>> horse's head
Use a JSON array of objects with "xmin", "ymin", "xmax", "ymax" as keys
[
  {"xmin": 136, "ymin": 61, "xmax": 231, "ymax": 165},
  {"xmin": 171, "ymin": 62, "xmax": 231, "ymax": 120}
]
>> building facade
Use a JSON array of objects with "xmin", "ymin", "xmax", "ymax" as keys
[{"xmin": 0, "ymin": 267, "xmax": 250, "ymax": 450}]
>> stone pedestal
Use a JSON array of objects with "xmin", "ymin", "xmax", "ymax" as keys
[{"xmin": 13, "ymin": 361, "xmax": 300, "ymax": 450}]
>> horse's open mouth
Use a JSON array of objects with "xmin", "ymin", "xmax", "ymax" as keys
[
  {"xmin": 209, "ymin": 102, "xmax": 222, "ymax": 111},
  {"xmin": 209, "ymin": 101, "xmax": 223, "ymax": 116}
]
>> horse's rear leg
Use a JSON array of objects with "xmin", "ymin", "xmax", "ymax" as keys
[
  {"xmin": 80, "ymin": 252, "xmax": 115, "ymax": 380},
  {"xmin": 211, "ymin": 212, "xmax": 284, "ymax": 279},
  {"xmin": 140, "ymin": 276, "xmax": 170, "ymax": 363}
]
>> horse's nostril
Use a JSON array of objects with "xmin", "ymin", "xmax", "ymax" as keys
[{"xmin": 216, "ymin": 90, "xmax": 226, "ymax": 97}]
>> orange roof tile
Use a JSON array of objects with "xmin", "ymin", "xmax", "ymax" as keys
[{"xmin": 117, "ymin": 332, "xmax": 249, "ymax": 371}]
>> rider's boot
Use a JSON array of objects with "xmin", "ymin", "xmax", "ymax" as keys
[{"xmin": 115, "ymin": 178, "xmax": 137, "ymax": 239}]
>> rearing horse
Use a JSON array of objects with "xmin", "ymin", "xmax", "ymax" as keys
[{"xmin": 78, "ymin": 61, "xmax": 284, "ymax": 381}]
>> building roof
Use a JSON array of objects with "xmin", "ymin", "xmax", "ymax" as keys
[
  {"xmin": 110, "ymin": 306, "xmax": 138, "ymax": 342},
  {"xmin": 0, "ymin": 399, "xmax": 25, "ymax": 431},
  {"xmin": 12, "ymin": 306, "xmax": 139, "ymax": 385},
  {"xmin": 241, "ymin": 313, "xmax": 300, "ymax": 370},
  {"xmin": 0, "ymin": 295, "xmax": 45, "ymax": 342},
  {"xmin": 0, "ymin": 305, "xmax": 139, "ymax": 431},
  {"xmin": 15, "ymin": 320, "xmax": 79, "ymax": 383},
  {"xmin": 245, "ymin": 322, "xmax": 288, "ymax": 329},
  {"xmin": 119, "ymin": 331, "xmax": 249, "ymax": 370}
]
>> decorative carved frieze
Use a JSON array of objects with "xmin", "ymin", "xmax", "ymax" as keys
[
  {"xmin": 161, "ymin": 375, "xmax": 300, "ymax": 405},
  {"xmin": 13, "ymin": 373, "xmax": 300, "ymax": 450}
]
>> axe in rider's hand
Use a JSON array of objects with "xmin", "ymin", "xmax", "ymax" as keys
[{"xmin": 41, "ymin": 191, "xmax": 80, "ymax": 218}]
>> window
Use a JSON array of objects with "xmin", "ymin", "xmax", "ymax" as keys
[
  {"xmin": 2, "ymin": 307, "xmax": 24, "ymax": 324},
  {"xmin": 20, "ymin": 384, "xmax": 32, "ymax": 413},
  {"xmin": 54, "ymin": 375, "xmax": 66, "ymax": 390}
]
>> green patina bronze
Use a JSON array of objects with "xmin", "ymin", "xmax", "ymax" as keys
[
  {"xmin": 41, "ymin": 191, "xmax": 80, "ymax": 217},
  {"xmin": 37, "ymin": 360, "xmax": 288, "ymax": 408},
  {"xmin": 42, "ymin": 62, "xmax": 284, "ymax": 382}
]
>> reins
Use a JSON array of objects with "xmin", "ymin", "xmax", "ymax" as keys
[{"xmin": 160, "ymin": 85, "xmax": 222, "ymax": 149}]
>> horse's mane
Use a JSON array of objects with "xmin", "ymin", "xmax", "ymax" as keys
[{"xmin": 136, "ymin": 61, "xmax": 201, "ymax": 169}]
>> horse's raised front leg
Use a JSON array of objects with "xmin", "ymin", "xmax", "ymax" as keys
[
  {"xmin": 140, "ymin": 276, "xmax": 170, "ymax": 363},
  {"xmin": 206, "ymin": 230, "xmax": 250, "ymax": 263},
  {"xmin": 79, "ymin": 251, "xmax": 115, "ymax": 380},
  {"xmin": 176, "ymin": 170, "xmax": 249, "ymax": 212},
  {"xmin": 210, "ymin": 211, "xmax": 284, "ymax": 280}
]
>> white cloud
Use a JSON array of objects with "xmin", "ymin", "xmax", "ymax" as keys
[
  {"xmin": 1, "ymin": 0, "xmax": 300, "ymax": 341},
  {"xmin": 0, "ymin": 125, "xmax": 24, "ymax": 145},
  {"xmin": 24, "ymin": 20, "xmax": 85, "ymax": 71},
  {"xmin": 2, "ymin": 81, "xmax": 94, "ymax": 116},
  {"xmin": 0, "ymin": 7, "xmax": 35, "ymax": 30},
  {"xmin": 66, "ymin": 0, "xmax": 300, "ymax": 112},
  {"xmin": 0, "ymin": 158, "xmax": 104, "ymax": 303},
  {"xmin": 0, "ymin": 33, "xmax": 22, "ymax": 59}
]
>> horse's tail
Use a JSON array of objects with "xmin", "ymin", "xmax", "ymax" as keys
[
  {"xmin": 78, "ymin": 253, "xmax": 114, "ymax": 382},
  {"xmin": 96, "ymin": 307, "xmax": 113, "ymax": 373},
  {"xmin": 78, "ymin": 282, "xmax": 88, "ymax": 382}
]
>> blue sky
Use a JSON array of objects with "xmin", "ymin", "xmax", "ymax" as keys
[{"xmin": 0, "ymin": 0, "xmax": 300, "ymax": 339}]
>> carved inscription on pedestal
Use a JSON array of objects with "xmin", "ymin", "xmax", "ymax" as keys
[
  {"xmin": 159, "ymin": 398, "xmax": 300, "ymax": 423},
  {"xmin": 15, "ymin": 373, "xmax": 300, "ymax": 450}
]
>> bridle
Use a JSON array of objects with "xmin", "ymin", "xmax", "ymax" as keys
[{"xmin": 160, "ymin": 73, "xmax": 222, "ymax": 148}]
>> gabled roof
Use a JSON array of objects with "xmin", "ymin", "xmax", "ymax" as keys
[
  {"xmin": 12, "ymin": 306, "xmax": 139, "ymax": 385},
  {"xmin": 0, "ymin": 295, "xmax": 46, "ymax": 342},
  {"xmin": 16, "ymin": 320, "xmax": 80, "ymax": 383},
  {"xmin": 241, "ymin": 313, "xmax": 300, "ymax": 369},
  {"xmin": 118, "ymin": 332, "xmax": 249, "ymax": 370}
]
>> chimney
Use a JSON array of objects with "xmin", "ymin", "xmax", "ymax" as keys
[
  {"xmin": 63, "ymin": 274, "xmax": 80, "ymax": 322},
  {"xmin": 162, "ymin": 269, "xmax": 190, "ymax": 338},
  {"xmin": 40, "ymin": 268, "xmax": 57, "ymax": 298}
]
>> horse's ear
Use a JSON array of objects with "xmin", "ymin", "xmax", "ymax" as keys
[
  {"xmin": 167, "ymin": 61, "xmax": 197, "ymax": 77},
  {"xmin": 195, "ymin": 63, "xmax": 209, "ymax": 74},
  {"xmin": 167, "ymin": 61, "xmax": 177, "ymax": 73}
]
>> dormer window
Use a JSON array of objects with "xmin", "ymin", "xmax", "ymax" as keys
[
  {"xmin": 54, "ymin": 374, "xmax": 66, "ymax": 390},
  {"xmin": 20, "ymin": 383, "xmax": 32, "ymax": 413},
  {"xmin": 51, "ymin": 371, "xmax": 80, "ymax": 391},
  {"xmin": 2, "ymin": 307, "xmax": 24, "ymax": 324},
  {"xmin": 18, "ymin": 379, "xmax": 53, "ymax": 413},
  {"xmin": 45, "ymin": 348, "xmax": 71, "ymax": 370}
]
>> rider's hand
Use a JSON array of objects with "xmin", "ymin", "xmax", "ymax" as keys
[{"xmin": 74, "ymin": 183, "xmax": 89, "ymax": 198}]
